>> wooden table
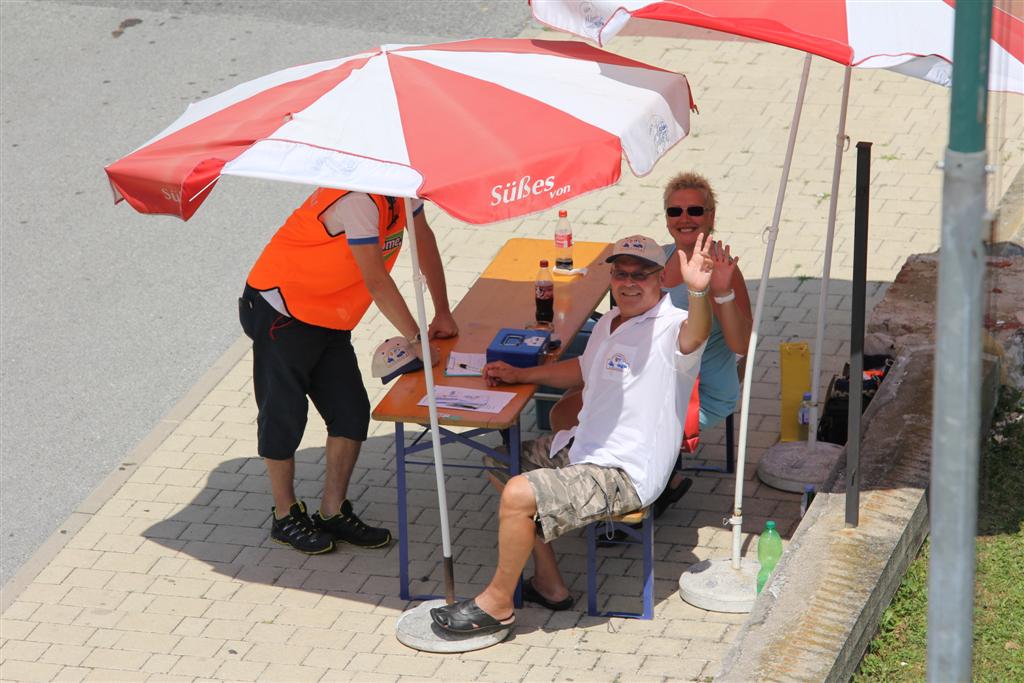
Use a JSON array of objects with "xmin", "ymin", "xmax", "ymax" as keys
[{"xmin": 372, "ymin": 238, "xmax": 612, "ymax": 601}]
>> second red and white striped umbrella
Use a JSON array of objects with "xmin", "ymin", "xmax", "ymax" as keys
[{"xmin": 532, "ymin": 0, "xmax": 1023, "ymax": 92}]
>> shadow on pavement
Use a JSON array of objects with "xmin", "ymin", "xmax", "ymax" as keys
[
  {"xmin": 140, "ymin": 271, "xmax": 897, "ymax": 623},
  {"xmin": 142, "ymin": 428, "xmax": 707, "ymax": 624}
]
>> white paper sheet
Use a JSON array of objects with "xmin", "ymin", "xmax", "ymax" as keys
[
  {"xmin": 553, "ymin": 266, "xmax": 588, "ymax": 277},
  {"xmin": 444, "ymin": 352, "xmax": 486, "ymax": 377},
  {"xmin": 417, "ymin": 385, "xmax": 516, "ymax": 413}
]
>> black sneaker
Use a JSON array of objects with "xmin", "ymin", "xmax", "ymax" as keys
[
  {"xmin": 653, "ymin": 476, "xmax": 693, "ymax": 519},
  {"xmin": 271, "ymin": 501, "xmax": 335, "ymax": 554},
  {"xmin": 312, "ymin": 500, "xmax": 392, "ymax": 549}
]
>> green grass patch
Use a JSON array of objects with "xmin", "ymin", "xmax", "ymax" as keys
[{"xmin": 855, "ymin": 387, "xmax": 1024, "ymax": 682}]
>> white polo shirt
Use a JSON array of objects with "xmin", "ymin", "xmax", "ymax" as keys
[{"xmin": 551, "ymin": 293, "xmax": 705, "ymax": 507}]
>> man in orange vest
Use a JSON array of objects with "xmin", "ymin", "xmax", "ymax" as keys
[{"xmin": 239, "ymin": 189, "xmax": 457, "ymax": 554}]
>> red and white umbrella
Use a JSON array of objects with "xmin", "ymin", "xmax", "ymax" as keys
[
  {"xmin": 105, "ymin": 38, "xmax": 694, "ymax": 225},
  {"xmin": 532, "ymin": 0, "xmax": 1024, "ymax": 92},
  {"xmin": 105, "ymin": 37, "xmax": 695, "ymax": 610},
  {"xmin": 532, "ymin": 0, "xmax": 1023, "ymax": 612}
]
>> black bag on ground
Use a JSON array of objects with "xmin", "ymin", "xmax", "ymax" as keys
[{"xmin": 817, "ymin": 355, "xmax": 894, "ymax": 445}]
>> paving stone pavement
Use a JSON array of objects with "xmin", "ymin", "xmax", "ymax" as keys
[{"xmin": 2, "ymin": 26, "xmax": 1021, "ymax": 683}]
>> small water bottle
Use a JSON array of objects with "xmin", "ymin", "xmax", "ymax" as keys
[
  {"xmin": 756, "ymin": 520, "xmax": 783, "ymax": 594},
  {"xmin": 554, "ymin": 210, "xmax": 573, "ymax": 271},
  {"xmin": 800, "ymin": 485, "xmax": 816, "ymax": 517},
  {"xmin": 535, "ymin": 260, "xmax": 554, "ymax": 325},
  {"xmin": 797, "ymin": 391, "xmax": 813, "ymax": 441}
]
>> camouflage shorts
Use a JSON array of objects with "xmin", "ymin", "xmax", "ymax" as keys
[{"xmin": 484, "ymin": 434, "xmax": 642, "ymax": 542}]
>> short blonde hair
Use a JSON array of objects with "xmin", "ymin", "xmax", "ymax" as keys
[{"xmin": 663, "ymin": 172, "xmax": 717, "ymax": 213}]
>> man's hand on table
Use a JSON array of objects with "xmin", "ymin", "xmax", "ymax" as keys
[
  {"xmin": 428, "ymin": 311, "xmax": 459, "ymax": 340},
  {"xmin": 408, "ymin": 340, "xmax": 442, "ymax": 367},
  {"xmin": 483, "ymin": 361, "xmax": 523, "ymax": 387}
]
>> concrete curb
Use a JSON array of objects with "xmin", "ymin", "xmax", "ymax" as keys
[
  {"xmin": 716, "ymin": 348, "xmax": 936, "ymax": 682},
  {"xmin": 0, "ymin": 335, "xmax": 252, "ymax": 613}
]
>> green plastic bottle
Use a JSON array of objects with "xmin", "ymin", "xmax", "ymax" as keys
[{"xmin": 756, "ymin": 520, "xmax": 783, "ymax": 594}]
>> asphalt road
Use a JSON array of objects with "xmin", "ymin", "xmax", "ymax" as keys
[{"xmin": 0, "ymin": 0, "xmax": 532, "ymax": 585}]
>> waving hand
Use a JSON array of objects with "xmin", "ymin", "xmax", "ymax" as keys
[{"xmin": 677, "ymin": 232, "xmax": 714, "ymax": 294}]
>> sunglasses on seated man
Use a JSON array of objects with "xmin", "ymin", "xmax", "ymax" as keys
[
  {"xmin": 611, "ymin": 266, "xmax": 663, "ymax": 283},
  {"xmin": 665, "ymin": 205, "xmax": 706, "ymax": 217}
]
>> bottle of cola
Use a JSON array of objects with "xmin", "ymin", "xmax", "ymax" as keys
[{"xmin": 535, "ymin": 259, "xmax": 554, "ymax": 325}]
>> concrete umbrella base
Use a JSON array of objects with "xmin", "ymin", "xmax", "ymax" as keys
[
  {"xmin": 757, "ymin": 441, "xmax": 844, "ymax": 493},
  {"xmin": 395, "ymin": 600, "xmax": 512, "ymax": 653},
  {"xmin": 679, "ymin": 558, "xmax": 760, "ymax": 613}
]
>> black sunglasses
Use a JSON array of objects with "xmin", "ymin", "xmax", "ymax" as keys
[
  {"xmin": 611, "ymin": 267, "xmax": 663, "ymax": 283},
  {"xmin": 666, "ymin": 205, "xmax": 707, "ymax": 217}
]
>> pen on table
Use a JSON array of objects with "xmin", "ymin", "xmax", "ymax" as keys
[{"xmin": 443, "ymin": 402, "xmax": 479, "ymax": 410}]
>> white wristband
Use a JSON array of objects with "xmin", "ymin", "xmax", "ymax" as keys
[{"xmin": 713, "ymin": 290, "xmax": 736, "ymax": 304}]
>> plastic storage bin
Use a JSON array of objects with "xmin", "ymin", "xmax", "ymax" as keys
[{"xmin": 486, "ymin": 328, "xmax": 551, "ymax": 368}]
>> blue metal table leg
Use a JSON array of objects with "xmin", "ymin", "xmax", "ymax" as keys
[
  {"xmin": 586, "ymin": 522, "xmax": 598, "ymax": 616},
  {"xmin": 396, "ymin": 422, "xmax": 410, "ymax": 601},
  {"xmin": 395, "ymin": 420, "xmax": 528, "ymax": 604},
  {"xmin": 508, "ymin": 424, "xmax": 521, "ymax": 478},
  {"xmin": 508, "ymin": 422, "xmax": 523, "ymax": 609},
  {"xmin": 641, "ymin": 512, "xmax": 655, "ymax": 619}
]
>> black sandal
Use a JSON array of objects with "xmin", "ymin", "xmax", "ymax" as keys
[
  {"xmin": 653, "ymin": 476, "xmax": 693, "ymax": 519},
  {"xmin": 595, "ymin": 525, "xmax": 636, "ymax": 547},
  {"xmin": 522, "ymin": 578, "xmax": 574, "ymax": 611},
  {"xmin": 430, "ymin": 598, "xmax": 515, "ymax": 634}
]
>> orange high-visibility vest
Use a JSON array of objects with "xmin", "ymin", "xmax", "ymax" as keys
[{"xmin": 247, "ymin": 188, "xmax": 408, "ymax": 330}]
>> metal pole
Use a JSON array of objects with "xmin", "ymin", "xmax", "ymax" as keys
[
  {"xmin": 846, "ymin": 141, "xmax": 871, "ymax": 528},
  {"xmin": 732, "ymin": 54, "xmax": 812, "ymax": 569},
  {"xmin": 403, "ymin": 198, "xmax": 457, "ymax": 605},
  {"xmin": 808, "ymin": 67, "xmax": 852, "ymax": 446},
  {"xmin": 928, "ymin": 0, "xmax": 991, "ymax": 678}
]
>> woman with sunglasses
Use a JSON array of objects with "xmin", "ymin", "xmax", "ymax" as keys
[
  {"xmin": 657, "ymin": 172, "xmax": 753, "ymax": 512},
  {"xmin": 548, "ymin": 173, "xmax": 752, "ymax": 515}
]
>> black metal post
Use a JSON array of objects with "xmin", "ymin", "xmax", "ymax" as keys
[{"xmin": 846, "ymin": 141, "xmax": 871, "ymax": 527}]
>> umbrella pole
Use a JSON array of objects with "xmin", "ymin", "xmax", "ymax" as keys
[
  {"xmin": 402, "ymin": 198, "xmax": 456, "ymax": 605},
  {"xmin": 808, "ymin": 66, "xmax": 852, "ymax": 446},
  {"xmin": 681, "ymin": 56, "xmax": 815, "ymax": 612},
  {"xmin": 394, "ymin": 202, "xmax": 508, "ymax": 653},
  {"xmin": 754, "ymin": 67, "xmax": 850, "ymax": 496},
  {"xmin": 732, "ymin": 54, "xmax": 813, "ymax": 569}
]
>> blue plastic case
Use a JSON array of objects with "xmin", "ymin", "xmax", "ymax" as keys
[{"xmin": 485, "ymin": 328, "xmax": 551, "ymax": 368}]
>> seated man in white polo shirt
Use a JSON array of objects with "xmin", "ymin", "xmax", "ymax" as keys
[{"xmin": 430, "ymin": 233, "xmax": 714, "ymax": 635}]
